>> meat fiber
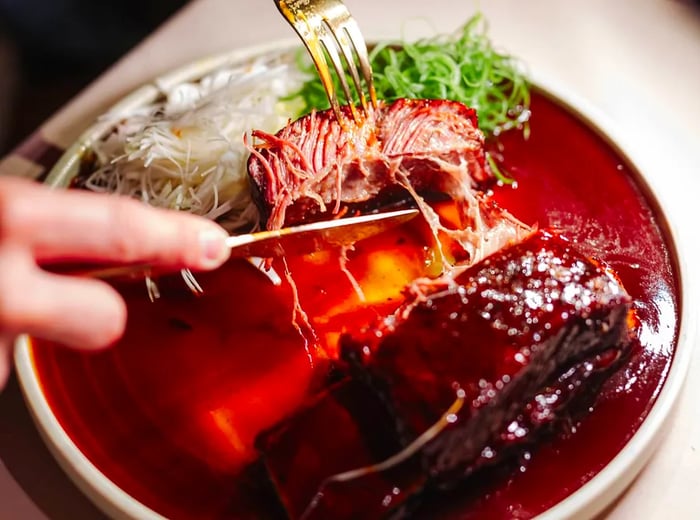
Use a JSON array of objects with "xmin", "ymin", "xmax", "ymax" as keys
[
  {"xmin": 247, "ymin": 99, "xmax": 530, "ymax": 267},
  {"xmin": 248, "ymin": 99, "xmax": 489, "ymax": 228},
  {"xmin": 255, "ymin": 230, "xmax": 633, "ymax": 518}
]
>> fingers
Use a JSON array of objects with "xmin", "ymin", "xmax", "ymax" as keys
[
  {"xmin": 0, "ymin": 177, "xmax": 231, "ymax": 271},
  {"xmin": 0, "ymin": 245, "xmax": 127, "ymax": 351}
]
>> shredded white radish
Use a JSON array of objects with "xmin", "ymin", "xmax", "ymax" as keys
[{"xmin": 85, "ymin": 54, "xmax": 304, "ymax": 233}]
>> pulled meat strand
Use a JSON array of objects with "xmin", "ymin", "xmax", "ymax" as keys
[{"xmin": 247, "ymin": 99, "xmax": 527, "ymax": 271}]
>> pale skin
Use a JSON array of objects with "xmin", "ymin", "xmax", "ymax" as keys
[{"xmin": 0, "ymin": 176, "xmax": 231, "ymax": 390}]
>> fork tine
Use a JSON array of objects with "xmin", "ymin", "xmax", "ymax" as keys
[
  {"xmin": 343, "ymin": 18, "xmax": 377, "ymax": 109},
  {"xmin": 283, "ymin": 11, "xmax": 344, "ymax": 120},
  {"xmin": 322, "ymin": 1, "xmax": 374, "ymax": 114},
  {"xmin": 326, "ymin": 21, "xmax": 368, "ymax": 111},
  {"xmin": 274, "ymin": 0, "xmax": 376, "ymax": 121},
  {"xmin": 318, "ymin": 25, "xmax": 360, "ymax": 121},
  {"xmin": 309, "ymin": 48, "xmax": 344, "ymax": 122}
]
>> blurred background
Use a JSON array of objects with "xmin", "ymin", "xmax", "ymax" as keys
[
  {"xmin": 0, "ymin": 0, "xmax": 698, "ymax": 159},
  {"xmin": 0, "ymin": 0, "xmax": 189, "ymax": 155}
]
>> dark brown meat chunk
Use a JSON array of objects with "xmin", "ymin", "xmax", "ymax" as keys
[
  {"xmin": 255, "ymin": 231, "xmax": 633, "ymax": 518},
  {"xmin": 247, "ymin": 99, "xmax": 491, "ymax": 229},
  {"xmin": 341, "ymin": 231, "xmax": 632, "ymax": 485},
  {"xmin": 255, "ymin": 380, "xmax": 410, "ymax": 520}
]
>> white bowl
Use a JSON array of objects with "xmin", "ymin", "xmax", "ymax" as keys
[{"xmin": 14, "ymin": 40, "xmax": 696, "ymax": 520}]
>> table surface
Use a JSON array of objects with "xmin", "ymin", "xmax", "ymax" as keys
[{"xmin": 1, "ymin": 0, "xmax": 699, "ymax": 518}]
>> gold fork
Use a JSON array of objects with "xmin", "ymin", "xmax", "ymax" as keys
[{"xmin": 274, "ymin": 0, "xmax": 377, "ymax": 122}]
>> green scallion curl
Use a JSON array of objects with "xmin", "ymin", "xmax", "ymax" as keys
[{"xmin": 287, "ymin": 13, "xmax": 530, "ymax": 139}]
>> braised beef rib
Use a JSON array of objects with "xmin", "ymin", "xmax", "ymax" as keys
[
  {"xmin": 256, "ymin": 230, "xmax": 633, "ymax": 518},
  {"xmin": 247, "ymin": 99, "xmax": 491, "ymax": 229}
]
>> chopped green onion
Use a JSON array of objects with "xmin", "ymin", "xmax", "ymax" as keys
[
  {"xmin": 288, "ymin": 13, "xmax": 530, "ymax": 138},
  {"xmin": 486, "ymin": 151, "xmax": 515, "ymax": 185}
]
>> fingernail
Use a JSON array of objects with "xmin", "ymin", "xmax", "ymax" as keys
[{"xmin": 199, "ymin": 227, "xmax": 230, "ymax": 268}]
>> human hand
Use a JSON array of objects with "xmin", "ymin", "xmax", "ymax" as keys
[{"xmin": 0, "ymin": 176, "xmax": 231, "ymax": 389}]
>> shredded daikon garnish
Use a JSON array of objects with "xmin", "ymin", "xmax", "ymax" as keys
[{"xmin": 85, "ymin": 54, "xmax": 304, "ymax": 233}]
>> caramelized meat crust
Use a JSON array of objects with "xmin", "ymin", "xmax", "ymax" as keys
[{"xmin": 256, "ymin": 231, "xmax": 633, "ymax": 519}]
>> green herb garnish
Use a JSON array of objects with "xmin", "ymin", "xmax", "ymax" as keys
[{"xmin": 289, "ymin": 13, "xmax": 530, "ymax": 138}]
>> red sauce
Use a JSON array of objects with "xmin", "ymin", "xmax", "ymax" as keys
[{"xmin": 30, "ymin": 92, "xmax": 679, "ymax": 519}]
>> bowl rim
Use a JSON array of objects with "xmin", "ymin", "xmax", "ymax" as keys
[{"xmin": 14, "ymin": 38, "xmax": 696, "ymax": 520}]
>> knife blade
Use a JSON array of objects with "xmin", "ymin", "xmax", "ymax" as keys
[
  {"xmin": 58, "ymin": 208, "xmax": 419, "ymax": 280},
  {"xmin": 225, "ymin": 208, "xmax": 418, "ymax": 259}
]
